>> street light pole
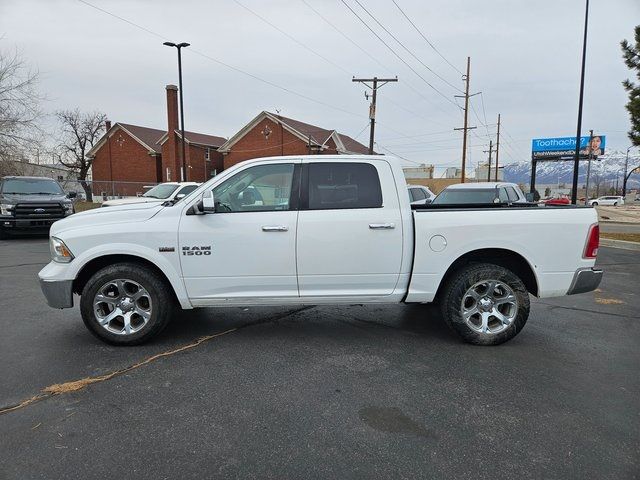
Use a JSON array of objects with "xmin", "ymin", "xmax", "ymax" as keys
[
  {"xmin": 163, "ymin": 41, "xmax": 190, "ymax": 182},
  {"xmin": 570, "ymin": 0, "xmax": 590, "ymax": 205}
]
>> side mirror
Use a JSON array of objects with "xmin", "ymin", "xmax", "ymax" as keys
[
  {"xmin": 202, "ymin": 190, "xmax": 216, "ymax": 213},
  {"xmin": 525, "ymin": 193, "xmax": 534, "ymax": 202},
  {"xmin": 423, "ymin": 198, "xmax": 432, "ymax": 204},
  {"xmin": 67, "ymin": 191, "xmax": 77, "ymax": 199},
  {"xmin": 175, "ymin": 193, "xmax": 185, "ymax": 200}
]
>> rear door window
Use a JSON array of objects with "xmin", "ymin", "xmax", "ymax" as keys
[{"xmin": 306, "ymin": 163, "xmax": 382, "ymax": 210}]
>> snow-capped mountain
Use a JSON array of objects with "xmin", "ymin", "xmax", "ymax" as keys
[{"xmin": 503, "ymin": 150, "xmax": 640, "ymax": 188}]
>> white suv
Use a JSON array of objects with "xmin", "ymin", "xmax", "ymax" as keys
[
  {"xmin": 588, "ymin": 196, "xmax": 624, "ymax": 207},
  {"xmin": 102, "ymin": 182, "xmax": 200, "ymax": 207}
]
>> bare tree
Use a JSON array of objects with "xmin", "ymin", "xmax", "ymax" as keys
[
  {"xmin": 0, "ymin": 48, "xmax": 44, "ymax": 171},
  {"xmin": 55, "ymin": 109, "xmax": 107, "ymax": 201}
]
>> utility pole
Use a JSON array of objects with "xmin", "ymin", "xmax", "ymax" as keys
[
  {"xmin": 352, "ymin": 76, "xmax": 398, "ymax": 154},
  {"xmin": 483, "ymin": 140, "xmax": 493, "ymax": 181},
  {"xmin": 454, "ymin": 57, "xmax": 478, "ymax": 183},
  {"xmin": 584, "ymin": 129, "xmax": 594, "ymax": 204},
  {"xmin": 570, "ymin": 0, "xmax": 590, "ymax": 204},
  {"xmin": 622, "ymin": 146, "xmax": 632, "ymax": 197},
  {"xmin": 495, "ymin": 114, "xmax": 501, "ymax": 181}
]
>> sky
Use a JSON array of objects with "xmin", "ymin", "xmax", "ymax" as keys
[{"xmin": 1, "ymin": 0, "xmax": 639, "ymax": 174}]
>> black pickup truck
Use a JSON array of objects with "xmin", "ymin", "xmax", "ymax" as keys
[{"xmin": 0, "ymin": 176, "xmax": 76, "ymax": 238}]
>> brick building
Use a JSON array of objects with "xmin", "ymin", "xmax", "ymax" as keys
[
  {"xmin": 88, "ymin": 85, "xmax": 225, "ymax": 196},
  {"xmin": 218, "ymin": 111, "xmax": 371, "ymax": 170}
]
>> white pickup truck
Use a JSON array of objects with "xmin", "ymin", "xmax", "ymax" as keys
[{"xmin": 39, "ymin": 155, "xmax": 602, "ymax": 346}]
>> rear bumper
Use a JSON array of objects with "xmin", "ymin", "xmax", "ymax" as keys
[
  {"xmin": 567, "ymin": 268, "xmax": 603, "ymax": 295},
  {"xmin": 39, "ymin": 278, "xmax": 74, "ymax": 309}
]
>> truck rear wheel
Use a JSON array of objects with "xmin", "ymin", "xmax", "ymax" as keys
[
  {"xmin": 80, "ymin": 263, "xmax": 174, "ymax": 345},
  {"xmin": 440, "ymin": 263, "xmax": 530, "ymax": 346}
]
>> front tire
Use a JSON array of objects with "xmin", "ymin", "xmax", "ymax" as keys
[
  {"xmin": 440, "ymin": 263, "xmax": 530, "ymax": 346},
  {"xmin": 80, "ymin": 263, "xmax": 174, "ymax": 345},
  {"xmin": 613, "ymin": 202, "xmax": 618, "ymax": 206},
  {"xmin": 591, "ymin": 202, "xmax": 598, "ymax": 206}
]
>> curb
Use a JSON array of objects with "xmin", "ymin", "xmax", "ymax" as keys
[{"xmin": 600, "ymin": 238, "xmax": 640, "ymax": 251}]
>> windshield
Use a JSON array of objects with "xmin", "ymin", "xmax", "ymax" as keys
[
  {"xmin": 433, "ymin": 188, "xmax": 497, "ymax": 204},
  {"xmin": 142, "ymin": 184, "xmax": 179, "ymax": 199},
  {"xmin": 1, "ymin": 178, "xmax": 64, "ymax": 195}
]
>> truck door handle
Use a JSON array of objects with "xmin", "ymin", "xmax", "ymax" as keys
[
  {"xmin": 369, "ymin": 223, "xmax": 395, "ymax": 230},
  {"xmin": 262, "ymin": 225, "xmax": 289, "ymax": 232}
]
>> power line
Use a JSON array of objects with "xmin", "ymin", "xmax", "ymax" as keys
[
  {"xmin": 377, "ymin": 129, "xmax": 457, "ymax": 142},
  {"xmin": 233, "ymin": 0, "xmax": 350, "ymax": 75},
  {"xmin": 351, "ymin": 0, "xmax": 463, "ymax": 94},
  {"xmin": 340, "ymin": 0, "xmax": 461, "ymax": 111},
  {"xmin": 299, "ymin": 0, "xmax": 452, "ymax": 128},
  {"xmin": 390, "ymin": 0, "xmax": 463, "ymax": 76},
  {"xmin": 479, "ymin": 92, "xmax": 490, "ymax": 134},
  {"xmin": 77, "ymin": 0, "xmax": 364, "ymax": 121},
  {"xmin": 353, "ymin": 122, "xmax": 372, "ymax": 139}
]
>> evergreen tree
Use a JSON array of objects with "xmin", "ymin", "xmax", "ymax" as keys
[{"xmin": 621, "ymin": 26, "xmax": 640, "ymax": 146}]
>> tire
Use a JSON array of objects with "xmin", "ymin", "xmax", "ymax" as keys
[
  {"xmin": 80, "ymin": 263, "xmax": 174, "ymax": 345},
  {"xmin": 591, "ymin": 202, "xmax": 598, "ymax": 206},
  {"xmin": 613, "ymin": 202, "xmax": 618, "ymax": 206},
  {"xmin": 0, "ymin": 227, "xmax": 8, "ymax": 240},
  {"xmin": 440, "ymin": 263, "xmax": 530, "ymax": 346}
]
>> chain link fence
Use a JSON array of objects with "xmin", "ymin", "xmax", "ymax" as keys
[{"xmin": 58, "ymin": 180, "xmax": 159, "ymax": 203}]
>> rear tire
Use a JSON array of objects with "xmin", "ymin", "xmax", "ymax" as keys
[
  {"xmin": 591, "ymin": 202, "xmax": 598, "ymax": 206},
  {"xmin": 613, "ymin": 202, "xmax": 618, "ymax": 206},
  {"xmin": 80, "ymin": 263, "xmax": 174, "ymax": 345},
  {"xmin": 440, "ymin": 263, "xmax": 530, "ymax": 346}
]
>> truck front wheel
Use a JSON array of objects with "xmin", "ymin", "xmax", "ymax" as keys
[
  {"xmin": 80, "ymin": 263, "xmax": 174, "ymax": 345},
  {"xmin": 440, "ymin": 263, "xmax": 530, "ymax": 346}
]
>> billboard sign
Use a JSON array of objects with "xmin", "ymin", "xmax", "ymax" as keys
[{"xmin": 531, "ymin": 135, "xmax": 606, "ymax": 160}]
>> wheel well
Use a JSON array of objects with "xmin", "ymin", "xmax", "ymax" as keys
[
  {"xmin": 73, "ymin": 254, "xmax": 177, "ymax": 300},
  {"xmin": 435, "ymin": 248, "xmax": 538, "ymax": 299}
]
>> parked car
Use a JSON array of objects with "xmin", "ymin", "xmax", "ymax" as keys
[
  {"xmin": 101, "ymin": 182, "xmax": 200, "ymax": 207},
  {"xmin": 407, "ymin": 185, "xmax": 435, "ymax": 205},
  {"xmin": 588, "ymin": 196, "xmax": 625, "ymax": 206},
  {"xmin": 39, "ymin": 155, "xmax": 602, "ymax": 347},
  {"xmin": 432, "ymin": 182, "xmax": 528, "ymax": 205},
  {"xmin": 0, "ymin": 176, "xmax": 76, "ymax": 239},
  {"xmin": 543, "ymin": 196, "xmax": 571, "ymax": 205}
]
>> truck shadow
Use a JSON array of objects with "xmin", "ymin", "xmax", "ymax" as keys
[{"xmin": 159, "ymin": 303, "xmax": 459, "ymax": 345}]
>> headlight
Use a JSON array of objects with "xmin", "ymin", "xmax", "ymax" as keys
[
  {"xmin": 63, "ymin": 202, "xmax": 74, "ymax": 214},
  {"xmin": 50, "ymin": 236, "xmax": 74, "ymax": 263},
  {"xmin": 0, "ymin": 203, "xmax": 13, "ymax": 215}
]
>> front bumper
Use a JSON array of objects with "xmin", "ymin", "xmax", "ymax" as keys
[
  {"xmin": 1, "ymin": 217, "xmax": 64, "ymax": 231},
  {"xmin": 39, "ymin": 278, "xmax": 74, "ymax": 309},
  {"xmin": 567, "ymin": 267, "xmax": 603, "ymax": 295}
]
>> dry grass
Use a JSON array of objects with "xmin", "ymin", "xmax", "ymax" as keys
[
  {"xmin": 600, "ymin": 232, "xmax": 640, "ymax": 243},
  {"xmin": 74, "ymin": 201, "xmax": 101, "ymax": 212},
  {"xmin": 595, "ymin": 297, "xmax": 625, "ymax": 305}
]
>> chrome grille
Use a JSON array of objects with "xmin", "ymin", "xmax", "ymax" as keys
[{"xmin": 14, "ymin": 203, "xmax": 65, "ymax": 219}]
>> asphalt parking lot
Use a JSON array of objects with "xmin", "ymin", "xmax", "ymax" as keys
[{"xmin": 0, "ymin": 238, "xmax": 638, "ymax": 479}]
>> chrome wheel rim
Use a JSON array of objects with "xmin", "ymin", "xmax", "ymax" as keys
[
  {"xmin": 461, "ymin": 279, "xmax": 518, "ymax": 335},
  {"xmin": 93, "ymin": 279, "xmax": 152, "ymax": 335}
]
